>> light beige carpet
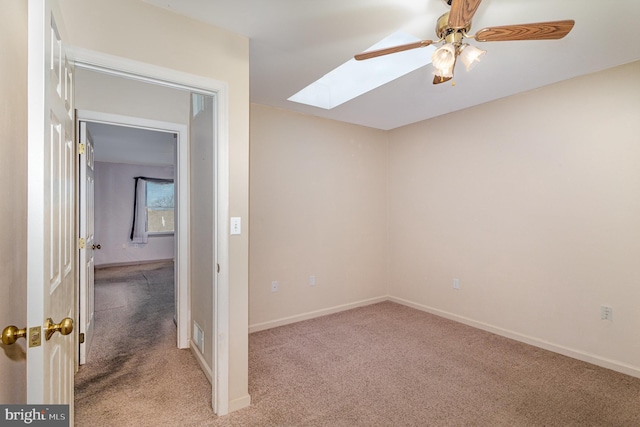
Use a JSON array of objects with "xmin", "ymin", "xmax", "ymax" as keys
[
  {"xmin": 74, "ymin": 262, "xmax": 213, "ymax": 426},
  {"xmin": 75, "ymin": 263, "xmax": 640, "ymax": 426}
]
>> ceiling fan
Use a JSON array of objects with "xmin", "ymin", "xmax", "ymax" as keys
[{"xmin": 354, "ymin": 0, "xmax": 575, "ymax": 85}]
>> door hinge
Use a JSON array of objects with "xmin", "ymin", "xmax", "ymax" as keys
[
  {"xmin": 78, "ymin": 238, "xmax": 85, "ymax": 249},
  {"xmin": 78, "ymin": 143, "xmax": 85, "ymax": 154},
  {"xmin": 79, "ymin": 333, "xmax": 85, "ymax": 344}
]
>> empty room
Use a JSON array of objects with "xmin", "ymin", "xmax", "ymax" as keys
[{"xmin": 2, "ymin": 0, "xmax": 640, "ymax": 426}]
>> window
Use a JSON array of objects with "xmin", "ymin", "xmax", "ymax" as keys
[
  {"xmin": 146, "ymin": 181, "xmax": 174, "ymax": 234},
  {"xmin": 288, "ymin": 31, "xmax": 435, "ymax": 109},
  {"xmin": 131, "ymin": 177, "xmax": 174, "ymax": 244}
]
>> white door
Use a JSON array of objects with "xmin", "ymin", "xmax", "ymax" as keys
[
  {"xmin": 27, "ymin": 0, "xmax": 76, "ymax": 411},
  {"xmin": 78, "ymin": 122, "xmax": 95, "ymax": 364}
]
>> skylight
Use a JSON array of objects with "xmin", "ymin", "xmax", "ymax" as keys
[{"xmin": 288, "ymin": 31, "xmax": 435, "ymax": 110}]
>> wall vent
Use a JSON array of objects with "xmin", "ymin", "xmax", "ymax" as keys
[{"xmin": 193, "ymin": 321, "xmax": 204, "ymax": 354}]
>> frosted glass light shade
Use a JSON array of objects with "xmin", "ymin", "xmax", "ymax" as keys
[
  {"xmin": 459, "ymin": 44, "xmax": 486, "ymax": 71},
  {"xmin": 432, "ymin": 63, "xmax": 454, "ymax": 78},
  {"xmin": 431, "ymin": 43, "xmax": 456, "ymax": 71}
]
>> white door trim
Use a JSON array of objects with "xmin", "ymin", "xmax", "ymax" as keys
[
  {"xmin": 78, "ymin": 121, "xmax": 96, "ymax": 365},
  {"xmin": 68, "ymin": 47, "xmax": 230, "ymax": 415},
  {"xmin": 76, "ymin": 112, "xmax": 189, "ymax": 350}
]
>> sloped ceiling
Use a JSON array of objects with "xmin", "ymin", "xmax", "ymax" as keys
[{"xmin": 142, "ymin": 0, "xmax": 640, "ymax": 130}]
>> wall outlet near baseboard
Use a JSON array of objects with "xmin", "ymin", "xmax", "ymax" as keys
[
  {"xmin": 601, "ymin": 305, "xmax": 613, "ymax": 321},
  {"xmin": 309, "ymin": 276, "xmax": 316, "ymax": 286},
  {"xmin": 453, "ymin": 278, "xmax": 460, "ymax": 290},
  {"xmin": 271, "ymin": 281, "xmax": 279, "ymax": 292}
]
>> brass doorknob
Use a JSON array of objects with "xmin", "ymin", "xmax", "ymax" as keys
[
  {"xmin": 44, "ymin": 317, "xmax": 73, "ymax": 341},
  {"xmin": 1, "ymin": 325, "xmax": 27, "ymax": 345},
  {"xmin": 92, "ymin": 244, "xmax": 101, "ymax": 250}
]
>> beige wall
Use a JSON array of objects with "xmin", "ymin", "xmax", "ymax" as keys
[
  {"xmin": 75, "ymin": 68, "xmax": 191, "ymax": 125},
  {"xmin": 93, "ymin": 162, "xmax": 176, "ymax": 266},
  {"xmin": 0, "ymin": 0, "xmax": 28, "ymax": 403},
  {"xmin": 59, "ymin": 0, "xmax": 251, "ymax": 409},
  {"xmin": 388, "ymin": 61, "xmax": 640, "ymax": 374},
  {"xmin": 249, "ymin": 105, "xmax": 389, "ymax": 329},
  {"xmin": 249, "ymin": 62, "xmax": 640, "ymax": 377}
]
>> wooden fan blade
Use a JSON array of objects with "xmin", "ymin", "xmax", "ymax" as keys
[
  {"xmin": 449, "ymin": 0, "xmax": 483, "ymax": 28},
  {"xmin": 474, "ymin": 20, "xmax": 575, "ymax": 42},
  {"xmin": 354, "ymin": 40, "xmax": 433, "ymax": 61}
]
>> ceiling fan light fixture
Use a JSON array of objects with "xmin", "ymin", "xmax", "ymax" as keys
[
  {"xmin": 433, "ymin": 63, "xmax": 454, "ymax": 78},
  {"xmin": 431, "ymin": 43, "xmax": 456, "ymax": 71},
  {"xmin": 458, "ymin": 43, "xmax": 486, "ymax": 71}
]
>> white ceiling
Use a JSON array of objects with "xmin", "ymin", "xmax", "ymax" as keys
[
  {"xmin": 87, "ymin": 122, "xmax": 176, "ymax": 166},
  {"xmin": 142, "ymin": 0, "xmax": 640, "ymax": 130}
]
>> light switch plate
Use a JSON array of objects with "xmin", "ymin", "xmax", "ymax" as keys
[{"xmin": 230, "ymin": 217, "xmax": 241, "ymax": 235}]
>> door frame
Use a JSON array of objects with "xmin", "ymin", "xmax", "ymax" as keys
[
  {"xmin": 68, "ymin": 46, "xmax": 231, "ymax": 415},
  {"xmin": 76, "ymin": 112, "xmax": 188, "ymax": 349},
  {"xmin": 77, "ymin": 121, "xmax": 96, "ymax": 366}
]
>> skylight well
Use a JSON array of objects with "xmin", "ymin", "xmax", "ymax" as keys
[{"xmin": 288, "ymin": 31, "xmax": 435, "ymax": 110}]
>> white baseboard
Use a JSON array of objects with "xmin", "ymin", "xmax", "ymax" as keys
[
  {"xmin": 388, "ymin": 296, "xmax": 640, "ymax": 379},
  {"xmin": 95, "ymin": 258, "xmax": 174, "ymax": 269},
  {"xmin": 248, "ymin": 294, "xmax": 640, "ymax": 379},
  {"xmin": 248, "ymin": 296, "xmax": 388, "ymax": 333},
  {"xmin": 228, "ymin": 394, "xmax": 251, "ymax": 413},
  {"xmin": 190, "ymin": 341, "xmax": 212, "ymax": 384}
]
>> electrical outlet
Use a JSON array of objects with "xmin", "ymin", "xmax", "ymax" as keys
[
  {"xmin": 309, "ymin": 276, "xmax": 316, "ymax": 286},
  {"xmin": 271, "ymin": 281, "xmax": 279, "ymax": 292},
  {"xmin": 601, "ymin": 305, "xmax": 613, "ymax": 321},
  {"xmin": 453, "ymin": 278, "xmax": 460, "ymax": 290}
]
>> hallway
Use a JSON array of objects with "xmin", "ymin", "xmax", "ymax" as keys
[{"xmin": 74, "ymin": 262, "xmax": 213, "ymax": 425}]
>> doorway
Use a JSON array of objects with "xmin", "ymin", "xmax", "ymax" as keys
[
  {"xmin": 71, "ymin": 48, "xmax": 231, "ymax": 413},
  {"xmin": 77, "ymin": 109, "xmax": 189, "ymax": 351},
  {"xmin": 77, "ymin": 119, "xmax": 182, "ymax": 365}
]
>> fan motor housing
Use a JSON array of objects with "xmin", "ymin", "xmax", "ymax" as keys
[{"xmin": 436, "ymin": 12, "xmax": 471, "ymax": 39}]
